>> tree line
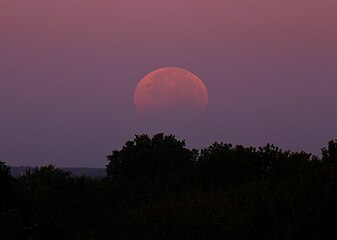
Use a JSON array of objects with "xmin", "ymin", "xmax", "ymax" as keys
[{"xmin": 1, "ymin": 133, "xmax": 337, "ymax": 239}]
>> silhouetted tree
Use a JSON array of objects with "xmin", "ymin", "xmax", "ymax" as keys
[
  {"xmin": 106, "ymin": 133, "xmax": 197, "ymax": 184},
  {"xmin": 0, "ymin": 160, "xmax": 10, "ymax": 177},
  {"xmin": 3, "ymin": 136, "xmax": 337, "ymax": 240},
  {"xmin": 0, "ymin": 160, "xmax": 12, "ymax": 203},
  {"xmin": 197, "ymin": 142, "xmax": 261, "ymax": 186},
  {"xmin": 0, "ymin": 161, "xmax": 17, "ymax": 239},
  {"xmin": 322, "ymin": 140, "xmax": 337, "ymax": 193},
  {"xmin": 257, "ymin": 144, "xmax": 295, "ymax": 180},
  {"xmin": 18, "ymin": 165, "xmax": 71, "ymax": 202},
  {"xmin": 322, "ymin": 140, "xmax": 337, "ymax": 166}
]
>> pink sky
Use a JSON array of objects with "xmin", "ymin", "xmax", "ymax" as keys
[{"xmin": 1, "ymin": 0, "xmax": 337, "ymax": 167}]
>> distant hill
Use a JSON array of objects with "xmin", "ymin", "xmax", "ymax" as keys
[{"xmin": 9, "ymin": 166, "xmax": 106, "ymax": 179}]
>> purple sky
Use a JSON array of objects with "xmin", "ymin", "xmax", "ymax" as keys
[{"xmin": 1, "ymin": 0, "xmax": 337, "ymax": 167}]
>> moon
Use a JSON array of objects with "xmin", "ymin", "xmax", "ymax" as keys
[{"xmin": 134, "ymin": 67, "xmax": 208, "ymax": 116}]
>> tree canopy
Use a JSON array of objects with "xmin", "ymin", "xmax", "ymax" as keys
[
  {"xmin": 1, "ymin": 136, "xmax": 337, "ymax": 239},
  {"xmin": 106, "ymin": 133, "xmax": 197, "ymax": 183}
]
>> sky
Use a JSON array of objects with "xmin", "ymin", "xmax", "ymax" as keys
[{"xmin": 1, "ymin": 0, "xmax": 337, "ymax": 167}]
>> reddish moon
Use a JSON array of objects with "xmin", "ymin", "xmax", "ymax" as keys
[{"xmin": 134, "ymin": 67, "xmax": 208, "ymax": 115}]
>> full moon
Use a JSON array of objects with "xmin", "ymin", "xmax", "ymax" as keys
[{"xmin": 134, "ymin": 67, "xmax": 208, "ymax": 116}]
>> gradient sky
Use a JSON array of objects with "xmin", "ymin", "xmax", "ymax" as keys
[{"xmin": 1, "ymin": 0, "xmax": 337, "ymax": 167}]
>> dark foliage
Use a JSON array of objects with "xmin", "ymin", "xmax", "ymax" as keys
[
  {"xmin": 106, "ymin": 133, "xmax": 197, "ymax": 185},
  {"xmin": 1, "ymin": 135, "xmax": 337, "ymax": 239},
  {"xmin": 0, "ymin": 160, "xmax": 12, "ymax": 204}
]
